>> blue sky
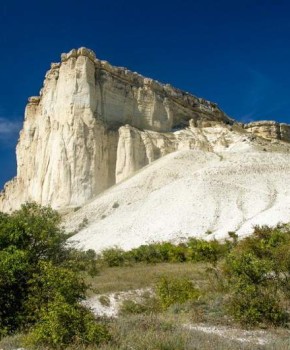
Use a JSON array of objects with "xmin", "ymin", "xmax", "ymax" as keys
[{"xmin": 1, "ymin": 0, "xmax": 290, "ymax": 189}]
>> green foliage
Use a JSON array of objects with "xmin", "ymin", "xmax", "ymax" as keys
[
  {"xmin": 25, "ymin": 297, "xmax": 110, "ymax": 348},
  {"xmin": 187, "ymin": 238, "xmax": 228, "ymax": 265},
  {"xmin": 126, "ymin": 244, "xmax": 169, "ymax": 264},
  {"xmin": 102, "ymin": 247, "xmax": 126, "ymax": 267},
  {"xmin": 0, "ymin": 202, "xmax": 66, "ymax": 264},
  {"xmin": 100, "ymin": 240, "xmax": 228, "ymax": 267},
  {"xmin": 0, "ymin": 202, "xmax": 108, "ymax": 348},
  {"xmin": 0, "ymin": 248, "xmax": 30, "ymax": 335},
  {"xmin": 156, "ymin": 276, "xmax": 200, "ymax": 310},
  {"xmin": 223, "ymin": 225, "xmax": 290, "ymax": 326},
  {"xmin": 25, "ymin": 261, "xmax": 87, "ymax": 324}
]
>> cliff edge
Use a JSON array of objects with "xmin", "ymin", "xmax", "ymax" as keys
[{"xmin": 1, "ymin": 47, "xmax": 290, "ymax": 212}]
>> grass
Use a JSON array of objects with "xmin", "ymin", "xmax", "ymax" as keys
[
  {"xmin": 1, "ymin": 260, "xmax": 290, "ymax": 350},
  {"xmin": 86, "ymin": 262, "xmax": 208, "ymax": 295},
  {"xmin": 2, "ymin": 232, "xmax": 290, "ymax": 350},
  {"xmin": 83, "ymin": 261, "xmax": 290, "ymax": 350},
  {"xmin": 2, "ymin": 316, "xmax": 289, "ymax": 350}
]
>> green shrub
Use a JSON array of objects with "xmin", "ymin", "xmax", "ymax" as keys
[
  {"xmin": 0, "ymin": 248, "xmax": 30, "ymax": 333},
  {"xmin": 102, "ymin": 247, "xmax": 126, "ymax": 267},
  {"xmin": 227, "ymin": 280, "xmax": 288, "ymax": 326},
  {"xmin": 156, "ymin": 276, "xmax": 200, "ymax": 310},
  {"xmin": 99, "ymin": 239, "xmax": 229, "ymax": 267},
  {"xmin": 24, "ymin": 261, "xmax": 87, "ymax": 324},
  {"xmin": 187, "ymin": 238, "xmax": 228, "ymax": 265},
  {"xmin": 168, "ymin": 244, "xmax": 187, "ymax": 262},
  {"xmin": 0, "ymin": 202, "xmax": 108, "ymax": 347},
  {"xmin": 130, "ymin": 244, "xmax": 163, "ymax": 264},
  {"xmin": 223, "ymin": 225, "xmax": 290, "ymax": 326},
  {"xmin": 25, "ymin": 297, "xmax": 110, "ymax": 349}
]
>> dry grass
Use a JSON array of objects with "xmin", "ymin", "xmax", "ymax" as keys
[
  {"xmin": 1, "ymin": 319, "xmax": 290, "ymax": 350},
  {"xmin": 86, "ymin": 262, "xmax": 208, "ymax": 295},
  {"xmin": 1, "ymin": 262, "xmax": 289, "ymax": 350}
]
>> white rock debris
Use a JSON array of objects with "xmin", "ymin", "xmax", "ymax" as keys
[
  {"xmin": 185, "ymin": 323, "xmax": 271, "ymax": 345},
  {"xmin": 67, "ymin": 149, "xmax": 290, "ymax": 252},
  {"xmin": 82, "ymin": 288, "xmax": 152, "ymax": 318}
]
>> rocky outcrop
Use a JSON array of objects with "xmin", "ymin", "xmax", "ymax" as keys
[
  {"xmin": 244, "ymin": 121, "xmax": 290, "ymax": 142},
  {"xmin": 1, "ymin": 47, "xmax": 290, "ymax": 212},
  {"xmin": 115, "ymin": 121, "xmax": 290, "ymax": 183},
  {"xmin": 0, "ymin": 48, "xmax": 235, "ymax": 212}
]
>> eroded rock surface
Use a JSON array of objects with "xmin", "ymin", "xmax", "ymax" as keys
[
  {"xmin": 244, "ymin": 121, "xmax": 290, "ymax": 142},
  {"xmin": 1, "ymin": 47, "xmax": 290, "ymax": 212}
]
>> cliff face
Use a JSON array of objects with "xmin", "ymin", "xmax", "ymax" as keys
[
  {"xmin": 1, "ymin": 47, "xmax": 290, "ymax": 212},
  {"xmin": 1, "ymin": 50, "xmax": 119, "ymax": 211},
  {"xmin": 244, "ymin": 121, "xmax": 290, "ymax": 142}
]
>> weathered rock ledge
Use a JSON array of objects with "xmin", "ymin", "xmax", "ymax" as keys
[
  {"xmin": 1, "ymin": 47, "xmax": 290, "ymax": 212},
  {"xmin": 244, "ymin": 120, "xmax": 290, "ymax": 142}
]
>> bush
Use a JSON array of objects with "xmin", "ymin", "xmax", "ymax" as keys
[
  {"xmin": 223, "ymin": 225, "xmax": 290, "ymax": 326},
  {"xmin": 25, "ymin": 297, "xmax": 110, "ymax": 348},
  {"xmin": 156, "ymin": 276, "xmax": 200, "ymax": 310},
  {"xmin": 98, "ymin": 239, "xmax": 229, "ymax": 267},
  {"xmin": 24, "ymin": 261, "xmax": 87, "ymax": 324},
  {"xmin": 102, "ymin": 247, "xmax": 126, "ymax": 267},
  {"xmin": 187, "ymin": 238, "xmax": 228, "ymax": 265},
  {"xmin": 0, "ymin": 202, "xmax": 108, "ymax": 348},
  {"xmin": 127, "ymin": 244, "xmax": 166, "ymax": 264}
]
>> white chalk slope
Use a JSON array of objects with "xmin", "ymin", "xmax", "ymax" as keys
[{"xmin": 67, "ymin": 149, "xmax": 290, "ymax": 252}]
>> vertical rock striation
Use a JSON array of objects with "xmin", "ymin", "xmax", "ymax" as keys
[{"xmin": 1, "ymin": 47, "xmax": 290, "ymax": 212}]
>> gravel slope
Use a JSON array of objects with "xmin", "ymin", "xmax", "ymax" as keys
[{"xmin": 66, "ymin": 149, "xmax": 290, "ymax": 252}]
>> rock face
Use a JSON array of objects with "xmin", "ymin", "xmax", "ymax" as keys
[
  {"xmin": 1, "ymin": 47, "xmax": 290, "ymax": 212},
  {"xmin": 115, "ymin": 123, "xmax": 278, "ymax": 183},
  {"xmin": 244, "ymin": 121, "xmax": 290, "ymax": 142}
]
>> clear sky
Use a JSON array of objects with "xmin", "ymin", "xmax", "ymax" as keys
[{"xmin": 1, "ymin": 0, "xmax": 290, "ymax": 189}]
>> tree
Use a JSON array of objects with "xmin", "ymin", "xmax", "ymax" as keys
[{"xmin": 0, "ymin": 202, "xmax": 109, "ymax": 348}]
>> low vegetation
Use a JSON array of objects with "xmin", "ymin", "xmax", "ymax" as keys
[
  {"xmin": 0, "ymin": 203, "xmax": 290, "ymax": 349},
  {"xmin": 0, "ymin": 203, "xmax": 109, "ymax": 348},
  {"xmin": 224, "ymin": 225, "xmax": 290, "ymax": 326},
  {"xmin": 99, "ymin": 237, "xmax": 232, "ymax": 267},
  {"xmin": 97, "ymin": 226, "xmax": 290, "ymax": 327}
]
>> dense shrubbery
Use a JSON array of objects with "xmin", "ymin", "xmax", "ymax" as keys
[
  {"xmin": 223, "ymin": 225, "xmax": 290, "ymax": 326},
  {"xmin": 0, "ymin": 203, "xmax": 109, "ymax": 348},
  {"xmin": 100, "ymin": 238, "xmax": 231, "ymax": 267},
  {"xmin": 26, "ymin": 299, "xmax": 110, "ymax": 348}
]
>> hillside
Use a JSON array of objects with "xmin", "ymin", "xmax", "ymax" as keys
[{"xmin": 67, "ymin": 147, "xmax": 290, "ymax": 252}]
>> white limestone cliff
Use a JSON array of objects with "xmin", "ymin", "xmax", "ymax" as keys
[
  {"xmin": 244, "ymin": 121, "xmax": 290, "ymax": 142},
  {"xmin": 115, "ymin": 122, "xmax": 290, "ymax": 183},
  {"xmin": 1, "ymin": 47, "xmax": 290, "ymax": 212}
]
